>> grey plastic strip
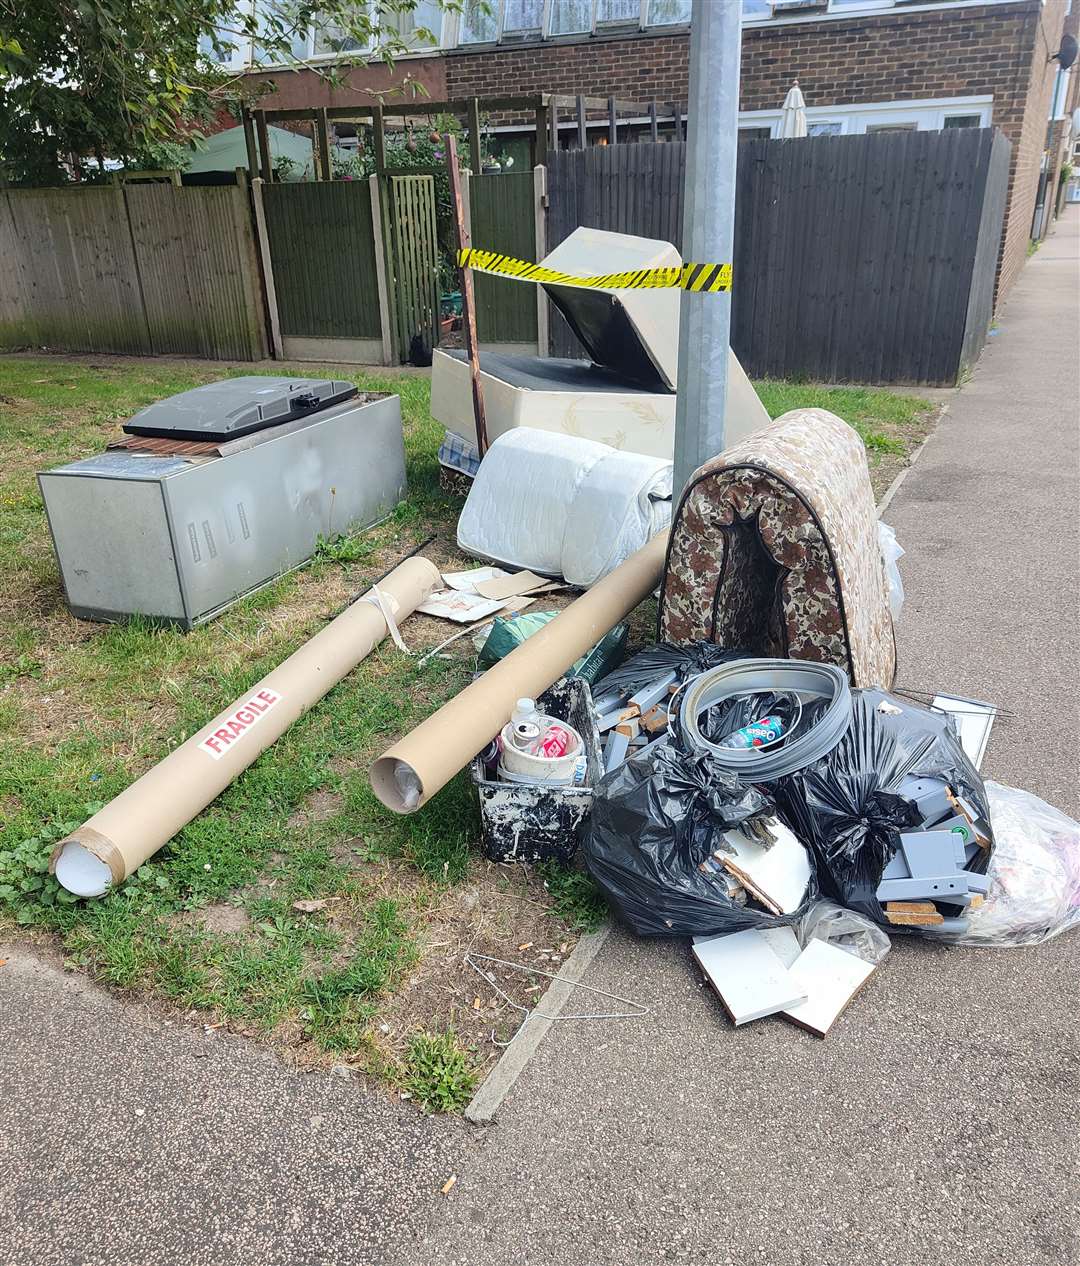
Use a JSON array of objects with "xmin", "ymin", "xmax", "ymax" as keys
[{"xmin": 678, "ymin": 659, "xmax": 852, "ymax": 780}]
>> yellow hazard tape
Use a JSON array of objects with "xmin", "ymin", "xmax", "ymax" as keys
[{"xmin": 457, "ymin": 247, "xmax": 732, "ymax": 293}]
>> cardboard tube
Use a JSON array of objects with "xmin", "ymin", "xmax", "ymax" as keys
[
  {"xmin": 50, "ymin": 557, "xmax": 442, "ymax": 897},
  {"xmin": 371, "ymin": 532, "xmax": 668, "ymax": 813}
]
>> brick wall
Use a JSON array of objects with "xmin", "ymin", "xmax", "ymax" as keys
[{"xmin": 994, "ymin": 0, "xmax": 1067, "ymax": 298}]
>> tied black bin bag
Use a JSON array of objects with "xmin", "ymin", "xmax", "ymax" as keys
[
  {"xmin": 778, "ymin": 689, "xmax": 993, "ymax": 924},
  {"xmin": 584, "ymin": 743, "xmax": 818, "ymax": 937}
]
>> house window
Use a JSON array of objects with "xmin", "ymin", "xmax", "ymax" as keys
[
  {"xmin": 943, "ymin": 114, "xmax": 981, "ymax": 129},
  {"xmin": 460, "ymin": 0, "xmax": 498, "ymax": 42},
  {"xmin": 741, "ymin": 0, "xmax": 772, "ymax": 18},
  {"xmin": 739, "ymin": 126, "xmax": 773, "ymax": 141},
  {"xmin": 503, "ymin": 0, "xmax": 544, "ymax": 36},
  {"xmin": 596, "ymin": 0, "xmax": 642, "ymax": 26},
  {"xmin": 647, "ymin": 0, "xmax": 692, "ymax": 23},
  {"xmin": 549, "ymin": 0, "xmax": 593, "ymax": 33},
  {"xmin": 866, "ymin": 121, "xmax": 918, "ymax": 133},
  {"xmin": 808, "ymin": 120, "xmax": 843, "ymax": 136}
]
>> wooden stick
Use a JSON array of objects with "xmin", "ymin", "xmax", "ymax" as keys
[
  {"xmin": 444, "ymin": 133, "xmax": 488, "ymax": 457},
  {"xmin": 255, "ymin": 110, "xmax": 273, "ymax": 183}
]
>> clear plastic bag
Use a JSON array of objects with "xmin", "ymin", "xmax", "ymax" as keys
[
  {"xmin": 798, "ymin": 900, "xmax": 891, "ymax": 965},
  {"xmin": 956, "ymin": 781, "xmax": 1080, "ymax": 946},
  {"xmin": 877, "ymin": 521, "xmax": 905, "ymax": 623}
]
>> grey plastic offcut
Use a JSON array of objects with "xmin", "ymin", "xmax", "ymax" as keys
[{"xmin": 678, "ymin": 659, "xmax": 852, "ymax": 780}]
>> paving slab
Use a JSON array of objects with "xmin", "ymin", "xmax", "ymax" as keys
[
  {"xmin": 397, "ymin": 210, "xmax": 1080, "ymax": 1266},
  {"xmin": 0, "ymin": 949, "xmax": 471, "ymax": 1266}
]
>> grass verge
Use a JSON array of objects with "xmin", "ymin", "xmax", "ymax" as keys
[{"xmin": 0, "ymin": 352, "xmax": 937, "ymax": 1104}]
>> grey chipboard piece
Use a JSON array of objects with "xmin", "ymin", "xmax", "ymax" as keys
[{"xmin": 876, "ymin": 875, "xmax": 970, "ymax": 902}]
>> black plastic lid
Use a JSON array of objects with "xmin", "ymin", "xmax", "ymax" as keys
[{"xmin": 122, "ymin": 376, "xmax": 358, "ymax": 442}]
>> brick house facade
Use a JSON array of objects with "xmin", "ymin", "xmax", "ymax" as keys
[{"xmin": 243, "ymin": 0, "xmax": 1071, "ymax": 308}]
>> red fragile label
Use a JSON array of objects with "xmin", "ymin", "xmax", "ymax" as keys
[{"xmin": 198, "ymin": 688, "xmax": 282, "ymax": 760}]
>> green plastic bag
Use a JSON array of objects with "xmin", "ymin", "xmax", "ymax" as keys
[{"xmin": 477, "ymin": 613, "xmax": 628, "ymax": 685}]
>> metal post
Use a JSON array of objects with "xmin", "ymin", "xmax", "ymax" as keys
[{"xmin": 672, "ymin": 0, "xmax": 742, "ymax": 496}]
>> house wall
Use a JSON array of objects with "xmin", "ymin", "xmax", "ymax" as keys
[{"xmin": 241, "ymin": 56, "xmax": 447, "ymax": 112}]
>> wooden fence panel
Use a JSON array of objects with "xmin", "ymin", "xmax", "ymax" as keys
[
  {"xmin": 261, "ymin": 180, "xmax": 382, "ymax": 347},
  {"xmin": 385, "ymin": 174, "xmax": 439, "ymax": 363},
  {"xmin": 125, "ymin": 184, "xmax": 267, "ymax": 360},
  {"xmin": 960, "ymin": 130, "xmax": 1011, "ymax": 376},
  {"xmin": 544, "ymin": 129, "xmax": 1010, "ymax": 385},
  {"xmin": 469, "ymin": 171, "xmax": 538, "ymax": 347},
  {"xmin": 0, "ymin": 188, "xmax": 150, "ymax": 354}
]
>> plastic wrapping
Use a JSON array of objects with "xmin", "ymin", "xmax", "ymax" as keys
[
  {"xmin": 877, "ymin": 521, "xmax": 905, "ymax": 623},
  {"xmin": 798, "ymin": 900, "xmax": 891, "ymax": 965},
  {"xmin": 583, "ymin": 743, "xmax": 818, "ymax": 937},
  {"xmin": 477, "ymin": 613, "xmax": 628, "ymax": 684},
  {"xmin": 778, "ymin": 689, "xmax": 991, "ymax": 925},
  {"xmin": 593, "ymin": 641, "xmax": 745, "ymax": 699},
  {"xmin": 955, "ymin": 781, "xmax": 1080, "ymax": 946}
]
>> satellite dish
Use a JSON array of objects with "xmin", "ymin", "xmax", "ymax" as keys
[{"xmin": 1051, "ymin": 33, "xmax": 1077, "ymax": 70}]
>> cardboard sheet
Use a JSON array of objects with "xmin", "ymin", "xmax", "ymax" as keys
[
  {"xmin": 473, "ymin": 570, "xmax": 550, "ymax": 601},
  {"xmin": 442, "ymin": 565, "xmax": 510, "ymax": 593},
  {"xmin": 416, "ymin": 590, "xmax": 507, "ymax": 624}
]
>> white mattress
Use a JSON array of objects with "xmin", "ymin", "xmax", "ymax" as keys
[{"xmin": 456, "ymin": 427, "xmax": 673, "ymax": 587}]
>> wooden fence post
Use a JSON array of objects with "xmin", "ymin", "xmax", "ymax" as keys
[
  {"xmin": 241, "ymin": 106, "xmax": 259, "ymax": 179},
  {"xmin": 533, "ymin": 101, "xmax": 549, "ymax": 167},
  {"xmin": 369, "ymin": 174, "xmax": 394, "ymax": 366},
  {"xmin": 608, "ymin": 98, "xmax": 618, "ymax": 146},
  {"xmin": 576, "ymin": 95, "xmax": 587, "ymax": 149},
  {"xmin": 650, "ymin": 100, "xmax": 659, "ymax": 143},
  {"xmin": 445, "ymin": 134, "xmax": 488, "ymax": 455},
  {"xmin": 550, "ymin": 99, "xmax": 560, "ymax": 152},
  {"xmin": 467, "ymin": 97, "xmax": 482, "ymax": 174},
  {"xmin": 372, "ymin": 105, "xmax": 386, "ymax": 174},
  {"xmin": 250, "ymin": 178, "xmax": 284, "ymax": 359},
  {"xmin": 533, "ymin": 165, "xmax": 549, "ymax": 358},
  {"xmin": 255, "ymin": 111, "xmax": 273, "ymax": 182},
  {"xmin": 317, "ymin": 107, "xmax": 333, "ymax": 181}
]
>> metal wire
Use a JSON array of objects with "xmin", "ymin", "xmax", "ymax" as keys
[{"xmin": 464, "ymin": 952, "xmax": 649, "ymax": 1048}]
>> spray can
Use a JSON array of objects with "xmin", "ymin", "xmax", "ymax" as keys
[
  {"xmin": 719, "ymin": 715, "xmax": 785, "ymax": 750},
  {"xmin": 533, "ymin": 723, "xmax": 574, "ymax": 759}
]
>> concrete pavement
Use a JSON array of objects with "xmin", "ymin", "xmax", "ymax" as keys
[
  {"xmin": 397, "ymin": 210, "xmax": 1080, "ymax": 1265},
  {"xmin": 2, "ymin": 215, "xmax": 1077, "ymax": 1266}
]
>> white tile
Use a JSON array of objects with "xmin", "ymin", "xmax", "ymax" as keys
[
  {"xmin": 781, "ymin": 939, "xmax": 877, "ymax": 1038},
  {"xmin": 692, "ymin": 929, "xmax": 807, "ymax": 1026}
]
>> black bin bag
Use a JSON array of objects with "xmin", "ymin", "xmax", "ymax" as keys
[
  {"xmin": 583, "ymin": 743, "xmax": 817, "ymax": 937},
  {"xmin": 777, "ymin": 689, "xmax": 993, "ymax": 923}
]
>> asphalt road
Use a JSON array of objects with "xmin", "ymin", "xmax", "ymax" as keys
[{"xmin": 2, "ymin": 215, "xmax": 1077, "ymax": 1266}]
